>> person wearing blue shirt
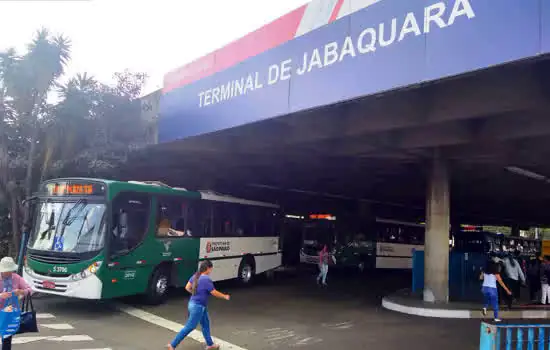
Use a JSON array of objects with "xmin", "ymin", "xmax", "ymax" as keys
[{"xmin": 167, "ymin": 260, "xmax": 230, "ymax": 350}]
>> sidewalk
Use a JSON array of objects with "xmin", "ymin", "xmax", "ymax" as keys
[{"xmin": 382, "ymin": 289, "xmax": 550, "ymax": 319}]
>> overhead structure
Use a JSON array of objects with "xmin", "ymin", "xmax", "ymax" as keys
[
  {"xmin": 159, "ymin": 0, "xmax": 550, "ymax": 142},
  {"xmin": 128, "ymin": 0, "xmax": 550, "ymax": 303}
]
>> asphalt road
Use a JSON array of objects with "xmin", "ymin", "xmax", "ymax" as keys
[{"xmin": 17, "ymin": 268, "xmax": 482, "ymax": 350}]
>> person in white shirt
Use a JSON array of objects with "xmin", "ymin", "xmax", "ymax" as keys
[{"xmin": 480, "ymin": 260, "xmax": 511, "ymax": 322}]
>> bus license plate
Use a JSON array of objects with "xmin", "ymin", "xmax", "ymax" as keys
[{"xmin": 43, "ymin": 281, "xmax": 55, "ymax": 289}]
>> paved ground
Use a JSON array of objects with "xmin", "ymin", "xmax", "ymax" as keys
[
  {"xmin": 14, "ymin": 297, "xmax": 176, "ymax": 350},
  {"xmin": 17, "ymin": 268, "xmax": 482, "ymax": 350}
]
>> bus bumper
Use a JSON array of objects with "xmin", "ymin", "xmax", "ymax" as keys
[{"xmin": 23, "ymin": 269, "xmax": 103, "ymax": 299}]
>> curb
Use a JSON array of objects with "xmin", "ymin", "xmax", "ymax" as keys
[
  {"xmin": 382, "ymin": 297, "xmax": 471, "ymax": 318},
  {"xmin": 381, "ymin": 297, "xmax": 550, "ymax": 319}
]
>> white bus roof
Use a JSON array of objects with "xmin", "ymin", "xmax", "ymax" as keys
[{"xmin": 199, "ymin": 190, "xmax": 279, "ymax": 209}]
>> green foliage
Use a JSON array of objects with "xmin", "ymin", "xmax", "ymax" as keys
[{"xmin": 0, "ymin": 28, "xmax": 149, "ymax": 253}]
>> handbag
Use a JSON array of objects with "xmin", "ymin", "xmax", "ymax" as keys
[
  {"xmin": 0, "ymin": 295, "xmax": 21, "ymax": 338},
  {"xmin": 17, "ymin": 294, "xmax": 38, "ymax": 334}
]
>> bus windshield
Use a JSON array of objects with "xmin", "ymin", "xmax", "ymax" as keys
[{"xmin": 29, "ymin": 199, "xmax": 106, "ymax": 253}]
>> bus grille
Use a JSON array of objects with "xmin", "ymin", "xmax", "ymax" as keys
[
  {"xmin": 28, "ymin": 253, "xmax": 80, "ymax": 264},
  {"xmin": 33, "ymin": 270, "xmax": 71, "ymax": 278}
]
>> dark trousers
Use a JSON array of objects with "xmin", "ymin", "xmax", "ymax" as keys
[
  {"xmin": 504, "ymin": 278, "xmax": 521, "ymax": 308},
  {"xmin": 2, "ymin": 336, "xmax": 12, "ymax": 350},
  {"xmin": 529, "ymin": 277, "xmax": 540, "ymax": 301}
]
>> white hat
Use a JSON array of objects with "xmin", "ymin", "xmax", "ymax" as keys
[{"xmin": 0, "ymin": 257, "xmax": 18, "ymax": 273}]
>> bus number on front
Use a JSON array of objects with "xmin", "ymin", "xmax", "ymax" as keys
[{"xmin": 53, "ymin": 266, "xmax": 68, "ymax": 273}]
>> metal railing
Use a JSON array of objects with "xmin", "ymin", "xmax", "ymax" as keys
[{"xmin": 480, "ymin": 322, "xmax": 550, "ymax": 350}]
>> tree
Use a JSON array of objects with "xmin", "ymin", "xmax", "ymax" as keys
[
  {"xmin": 48, "ymin": 70, "xmax": 149, "ymax": 178},
  {"xmin": 0, "ymin": 29, "xmax": 71, "ymax": 253},
  {"xmin": 0, "ymin": 29, "xmax": 148, "ymax": 256}
]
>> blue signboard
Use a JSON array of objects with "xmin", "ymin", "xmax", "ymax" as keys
[
  {"xmin": 53, "ymin": 236, "xmax": 64, "ymax": 252},
  {"xmin": 160, "ymin": 0, "xmax": 548, "ymax": 142}
]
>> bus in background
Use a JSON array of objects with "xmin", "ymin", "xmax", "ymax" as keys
[
  {"xmin": 298, "ymin": 214, "xmax": 375, "ymax": 271},
  {"xmin": 299, "ymin": 217, "xmax": 423, "ymax": 271},
  {"xmin": 23, "ymin": 178, "xmax": 281, "ymax": 304},
  {"xmin": 373, "ymin": 218, "xmax": 424, "ymax": 269}
]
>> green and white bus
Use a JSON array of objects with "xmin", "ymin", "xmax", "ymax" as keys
[{"xmin": 23, "ymin": 178, "xmax": 282, "ymax": 303}]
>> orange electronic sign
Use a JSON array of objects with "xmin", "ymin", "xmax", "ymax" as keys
[{"xmin": 43, "ymin": 181, "xmax": 105, "ymax": 196}]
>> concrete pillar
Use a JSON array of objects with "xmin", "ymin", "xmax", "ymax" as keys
[{"xmin": 424, "ymin": 150, "xmax": 450, "ymax": 303}]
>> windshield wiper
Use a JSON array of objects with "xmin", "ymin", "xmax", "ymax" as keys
[
  {"xmin": 39, "ymin": 211, "xmax": 57, "ymax": 241},
  {"xmin": 62, "ymin": 199, "xmax": 87, "ymax": 226},
  {"xmin": 75, "ymin": 211, "xmax": 91, "ymax": 242}
]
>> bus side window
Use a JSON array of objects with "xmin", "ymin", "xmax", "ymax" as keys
[
  {"xmin": 111, "ymin": 192, "xmax": 150, "ymax": 253},
  {"xmin": 156, "ymin": 196, "xmax": 189, "ymax": 237},
  {"xmin": 233, "ymin": 204, "xmax": 255, "ymax": 237},
  {"xmin": 187, "ymin": 201, "xmax": 211, "ymax": 237},
  {"xmin": 212, "ymin": 202, "xmax": 233, "ymax": 237}
]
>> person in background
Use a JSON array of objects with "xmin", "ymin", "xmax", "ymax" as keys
[
  {"xmin": 167, "ymin": 260, "xmax": 230, "ymax": 350},
  {"xmin": 0, "ymin": 257, "xmax": 33, "ymax": 350},
  {"xmin": 502, "ymin": 252, "xmax": 525, "ymax": 309},
  {"xmin": 481, "ymin": 260, "xmax": 511, "ymax": 322},
  {"xmin": 527, "ymin": 255, "xmax": 542, "ymax": 303},
  {"xmin": 316, "ymin": 244, "xmax": 336, "ymax": 287},
  {"xmin": 540, "ymin": 256, "xmax": 550, "ymax": 305}
]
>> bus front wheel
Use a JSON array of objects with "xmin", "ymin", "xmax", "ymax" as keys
[
  {"xmin": 145, "ymin": 266, "xmax": 170, "ymax": 305},
  {"xmin": 238, "ymin": 257, "xmax": 255, "ymax": 285}
]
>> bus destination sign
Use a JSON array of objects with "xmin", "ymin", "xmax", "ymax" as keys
[{"xmin": 43, "ymin": 181, "xmax": 105, "ymax": 196}]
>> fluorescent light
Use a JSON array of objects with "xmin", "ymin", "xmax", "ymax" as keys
[
  {"xmin": 285, "ymin": 214, "xmax": 303, "ymax": 219},
  {"xmin": 505, "ymin": 166, "xmax": 547, "ymax": 181}
]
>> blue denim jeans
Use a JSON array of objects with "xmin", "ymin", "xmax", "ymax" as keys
[
  {"xmin": 482, "ymin": 286, "xmax": 499, "ymax": 319},
  {"xmin": 171, "ymin": 301, "xmax": 214, "ymax": 348},
  {"xmin": 317, "ymin": 263, "xmax": 328, "ymax": 285}
]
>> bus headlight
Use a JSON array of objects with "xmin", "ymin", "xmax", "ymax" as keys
[{"xmin": 71, "ymin": 261, "xmax": 102, "ymax": 281}]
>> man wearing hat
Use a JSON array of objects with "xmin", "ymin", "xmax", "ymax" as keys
[{"xmin": 0, "ymin": 257, "xmax": 32, "ymax": 350}]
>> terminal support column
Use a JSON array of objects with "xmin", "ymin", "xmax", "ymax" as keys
[
  {"xmin": 424, "ymin": 150, "xmax": 450, "ymax": 303},
  {"xmin": 511, "ymin": 225, "xmax": 520, "ymax": 237}
]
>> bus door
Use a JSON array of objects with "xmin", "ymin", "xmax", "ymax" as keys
[{"xmin": 104, "ymin": 192, "xmax": 153, "ymax": 298}]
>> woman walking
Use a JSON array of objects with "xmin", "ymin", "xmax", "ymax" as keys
[
  {"xmin": 0, "ymin": 257, "xmax": 32, "ymax": 350},
  {"xmin": 168, "ymin": 260, "xmax": 230, "ymax": 350},
  {"xmin": 317, "ymin": 245, "xmax": 335, "ymax": 286},
  {"xmin": 481, "ymin": 260, "xmax": 511, "ymax": 322}
]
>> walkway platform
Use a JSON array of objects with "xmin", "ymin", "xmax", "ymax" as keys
[{"xmin": 382, "ymin": 289, "xmax": 550, "ymax": 319}]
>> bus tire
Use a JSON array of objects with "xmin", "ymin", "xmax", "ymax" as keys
[
  {"xmin": 238, "ymin": 256, "xmax": 255, "ymax": 285},
  {"xmin": 145, "ymin": 266, "xmax": 170, "ymax": 305}
]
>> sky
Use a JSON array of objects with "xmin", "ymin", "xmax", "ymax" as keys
[{"xmin": 0, "ymin": 0, "xmax": 310, "ymax": 95}]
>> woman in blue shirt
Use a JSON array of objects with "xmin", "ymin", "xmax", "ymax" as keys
[{"xmin": 168, "ymin": 260, "xmax": 230, "ymax": 350}]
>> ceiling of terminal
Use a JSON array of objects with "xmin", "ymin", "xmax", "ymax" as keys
[{"xmin": 125, "ymin": 57, "xmax": 550, "ymax": 226}]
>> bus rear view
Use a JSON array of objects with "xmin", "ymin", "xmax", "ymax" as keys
[{"xmin": 23, "ymin": 179, "xmax": 107, "ymax": 299}]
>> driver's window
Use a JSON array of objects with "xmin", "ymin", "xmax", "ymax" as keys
[{"xmin": 111, "ymin": 192, "xmax": 150, "ymax": 254}]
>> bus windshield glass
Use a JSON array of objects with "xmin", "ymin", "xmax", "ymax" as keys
[{"xmin": 29, "ymin": 199, "xmax": 106, "ymax": 253}]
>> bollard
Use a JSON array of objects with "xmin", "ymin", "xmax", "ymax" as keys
[{"xmin": 479, "ymin": 322, "xmax": 550, "ymax": 350}]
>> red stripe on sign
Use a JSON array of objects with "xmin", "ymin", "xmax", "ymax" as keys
[
  {"xmin": 163, "ymin": 4, "xmax": 307, "ymax": 93},
  {"xmin": 329, "ymin": 0, "xmax": 345, "ymax": 23}
]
